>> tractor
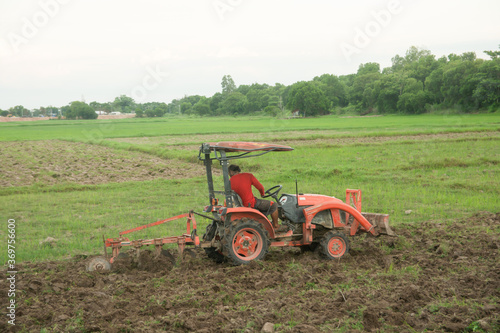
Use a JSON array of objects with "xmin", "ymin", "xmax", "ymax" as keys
[{"xmin": 87, "ymin": 141, "xmax": 394, "ymax": 270}]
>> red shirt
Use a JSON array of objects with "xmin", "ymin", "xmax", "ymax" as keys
[{"xmin": 230, "ymin": 173, "xmax": 265, "ymax": 207}]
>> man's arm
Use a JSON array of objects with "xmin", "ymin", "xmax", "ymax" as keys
[{"xmin": 251, "ymin": 174, "xmax": 266, "ymax": 197}]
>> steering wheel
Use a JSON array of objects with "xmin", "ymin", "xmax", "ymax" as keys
[{"xmin": 263, "ymin": 185, "xmax": 283, "ymax": 198}]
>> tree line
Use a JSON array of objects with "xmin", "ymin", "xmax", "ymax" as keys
[
  {"xmin": 2, "ymin": 46, "xmax": 499, "ymax": 119},
  {"xmin": 153, "ymin": 46, "xmax": 500, "ymax": 117}
]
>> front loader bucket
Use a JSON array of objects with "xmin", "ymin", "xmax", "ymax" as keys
[{"xmin": 361, "ymin": 213, "xmax": 396, "ymax": 236}]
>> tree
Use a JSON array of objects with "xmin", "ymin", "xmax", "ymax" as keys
[
  {"xmin": 66, "ymin": 101, "xmax": 97, "ymax": 120},
  {"xmin": 397, "ymin": 90, "xmax": 427, "ymax": 114},
  {"xmin": 396, "ymin": 78, "xmax": 427, "ymax": 113},
  {"xmin": 484, "ymin": 45, "xmax": 500, "ymax": 60},
  {"xmin": 193, "ymin": 97, "xmax": 211, "ymax": 116},
  {"xmin": 236, "ymin": 84, "xmax": 251, "ymax": 95},
  {"xmin": 461, "ymin": 52, "xmax": 476, "ymax": 62},
  {"xmin": 357, "ymin": 62, "xmax": 380, "ymax": 76},
  {"xmin": 264, "ymin": 105, "xmax": 281, "ymax": 117},
  {"xmin": 221, "ymin": 75, "xmax": 236, "ymax": 95},
  {"xmin": 181, "ymin": 102, "xmax": 193, "ymax": 115},
  {"xmin": 44, "ymin": 106, "xmax": 59, "ymax": 117},
  {"xmin": 349, "ymin": 64, "xmax": 381, "ymax": 109},
  {"xmin": 154, "ymin": 103, "xmax": 168, "ymax": 117},
  {"xmin": 90, "ymin": 101, "xmax": 112, "ymax": 113},
  {"xmin": 112, "ymin": 95, "xmax": 135, "ymax": 113},
  {"xmin": 246, "ymin": 87, "xmax": 266, "ymax": 111},
  {"xmin": 167, "ymin": 99, "xmax": 181, "ymax": 114},
  {"xmin": 404, "ymin": 46, "xmax": 432, "ymax": 64},
  {"xmin": 220, "ymin": 92, "xmax": 248, "ymax": 115},
  {"xmin": 210, "ymin": 92, "xmax": 224, "ymax": 115},
  {"xmin": 472, "ymin": 58, "xmax": 500, "ymax": 108},
  {"xmin": 287, "ymin": 81, "xmax": 330, "ymax": 116},
  {"xmin": 372, "ymin": 74, "xmax": 399, "ymax": 113},
  {"xmin": 313, "ymin": 74, "xmax": 348, "ymax": 107},
  {"xmin": 425, "ymin": 67, "xmax": 445, "ymax": 104},
  {"xmin": 441, "ymin": 59, "xmax": 479, "ymax": 108},
  {"xmin": 135, "ymin": 109, "xmax": 144, "ymax": 118},
  {"xmin": 9, "ymin": 105, "xmax": 29, "ymax": 117},
  {"xmin": 60, "ymin": 105, "xmax": 71, "ymax": 118}
]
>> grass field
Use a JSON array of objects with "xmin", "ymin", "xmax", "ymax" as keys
[
  {"xmin": 1, "ymin": 113, "xmax": 499, "ymax": 332},
  {"xmin": 1, "ymin": 113, "xmax": 498, "ymax": 142},
  {"xmin": 1, "ymin": 113, "xmax": 499, "ymax": 263}
]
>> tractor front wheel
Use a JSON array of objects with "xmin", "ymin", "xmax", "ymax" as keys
[
  {"xmin": 319, "ymin": 231, "xmax": 349, "ymax": 259},
  {"xmin": 224, "ymin": 219, "xmax": 270, "ymax": 265}
]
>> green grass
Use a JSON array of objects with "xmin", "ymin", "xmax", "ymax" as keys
[
  {"xmin": 0, "ymin": 113, "xmax": 499, "ymax": 263},
  {"xmin": 1, "ymin": 113, "xmax": 498, "ymax": 142}
]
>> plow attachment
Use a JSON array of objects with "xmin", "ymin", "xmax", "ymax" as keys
[
  {"xmin": 344, "ymin": 189, "xmax": 396, "ymax": 237},
  {"xmin": 361, "ymin": 213, "xmax": 396, "ymax": 236},
  {"xmin": 87, "ymin": 211, "xmax": 200, "ymax": 271}
]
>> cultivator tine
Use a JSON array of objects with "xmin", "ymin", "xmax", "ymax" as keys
[
  {"xmin": 153, "ymin": 239, "xmax": 163, "ymax": 258},
  {"xmin": 177, "ymin": 238, "xmax": 186, "ymax": 257},
  {"xmin": 361, "ymin": 213, "xmax": 396, "ymax": 236}
]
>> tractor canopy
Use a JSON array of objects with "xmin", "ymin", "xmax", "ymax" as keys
[{"xmin": 206, "ymin": 141, "xmax": 293, "ymax": 153}]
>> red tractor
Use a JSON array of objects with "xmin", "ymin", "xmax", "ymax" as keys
[{"xmin": 88, "ymin": 142, "xmax": 394, "ymax": 270}]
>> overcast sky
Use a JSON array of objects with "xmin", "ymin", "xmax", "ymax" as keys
[{"xmin": 1, "ymin": 0, "xmax": 499, "ymax": 110}]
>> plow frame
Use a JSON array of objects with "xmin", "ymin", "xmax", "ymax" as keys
[{"xmin": 104, "ymin": 211, "xmax": 201, "ymax": 263}]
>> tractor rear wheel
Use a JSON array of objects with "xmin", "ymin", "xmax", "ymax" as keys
[
  {"xmin": 319, "ymin": 231, "xmax": 349, "ymax": 259},
  {"xmin": 224, "ymin": 219, "xmax": 270, "ymax": 265}
]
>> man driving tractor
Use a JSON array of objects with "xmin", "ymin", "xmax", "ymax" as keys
[{"xmin": 228, "ymin": 164, "xmax": 288, "ymax": 233}]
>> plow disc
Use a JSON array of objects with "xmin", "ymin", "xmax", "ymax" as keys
[{"xmin": 87, "ymin": 256, "xmax": 111, "ymax": 272}]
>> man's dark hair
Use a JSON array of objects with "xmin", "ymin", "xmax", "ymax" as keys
[{"xmin": 229, "ymin": 165, "xmax": 241, "ymax": 173}]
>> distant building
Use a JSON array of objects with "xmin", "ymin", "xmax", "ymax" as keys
[
  {"xmin": 110, "ymin": 111, "xmax": 121, "ymax": 115},
  {"xmin": 95, "ymin": 110, "xmax": 107, "ymax": 115}
]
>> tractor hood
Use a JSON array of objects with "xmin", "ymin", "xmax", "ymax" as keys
[
  {"xmin": 280, "ymin": 194, "xmax": 342, "ymax": 207},
  {"xmin": 279, "ymin": 194, "xmax": 343, "ymax": 224}
]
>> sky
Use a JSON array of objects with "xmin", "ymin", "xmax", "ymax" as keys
[{"xmin": 0, "ymin": 0, "xmax": 499, "ymax": 110}]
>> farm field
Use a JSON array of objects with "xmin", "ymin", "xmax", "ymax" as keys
[{"xmin": 1, "ymin": 113, "xmax": 499, "ymax": 332}]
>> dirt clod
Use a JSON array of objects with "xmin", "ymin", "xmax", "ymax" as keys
[{"xmin": 261, "ymin": 322, "xmax": 274, "ymax": 333}]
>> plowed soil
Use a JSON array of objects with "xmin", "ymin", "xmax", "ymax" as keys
[
  {"xmin": 107, "ymin": 130, "xmax": 500, "ymax": 147},
  {"xmin": 1, "ymin": 212, "xmax": 498, "ymax": 332},
  {"xmin": 0, "ymin": 141, "xmax": 207, "ymax": 187}
]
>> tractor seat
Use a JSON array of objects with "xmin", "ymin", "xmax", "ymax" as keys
[{"xmin": 231, "ymin": 191, "xmax": 243, "ymax": 207}]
